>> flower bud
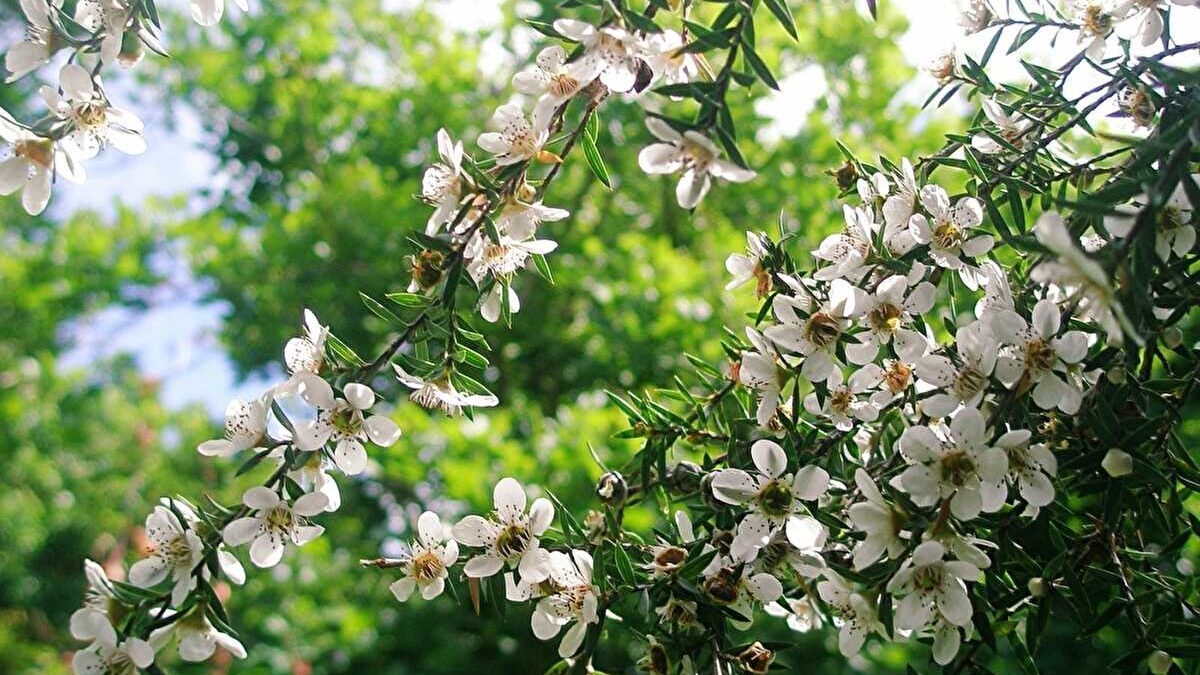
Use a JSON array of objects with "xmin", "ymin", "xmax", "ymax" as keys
[
  {"xmin": 1149, "ymin": 650, "xmax": 1172, "ymax": 675},
  {"xmin": 1101, "ymin": 449, "xmax": 1133, "ymax": 478},
  {"xmin": 700, "ymin": 472, "xmax": 725, "ymax": 510},
  {"xmin": 669, "ymin": 461, "xmax": 702, "ymax": 494},
  {"xmin": 1027, "ymin": 577, "xmax": 1048, "ymax": 597},
  {"xmin": 1163, "ymin": 327, "xmax": 1183, "ymax": 349},
  {"xmin": 1105, "ymin": 367, "xmax": 1126, "ymax": 385},
  {"xmin": 516, "ymin": 182, "xmax": 537, "ymax": 203},
  {"xmin": 583, "ymin": 509, "xmax": 606, "ymax": 543},
  {"xmin": 737, "ymin": 642, "xmax": 774, "ymax": 674},
  {"xmin": 596, "ymin": 471, "xmax": 627, "ymax": 506}
]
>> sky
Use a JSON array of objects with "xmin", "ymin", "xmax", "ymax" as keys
[{"xmin": 48, "ymin": 0, "xmax": 1200, "ymax": 416}]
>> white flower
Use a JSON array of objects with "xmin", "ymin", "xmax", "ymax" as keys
[
  {"xmin": 72, "ymin": 630, "xmax": 155, "ymax": 675},
  {"xmin": 422, "ymin": 128, "xmax": 468, "ymax": 234},
  {"xmin": 764, "ymin": 277, "xmax": 864, "ymax": 383},
  {"xmin": 74, "ymin": 0, "xmax": 131, "ymax": 66},
  {"xmin": 957, "ymin": 0, "xmax": 995, "ymax": 33},
  {"xmin": 1105, "ymin": 178, "xmax": 1196, "ymax": 261},
  {"xmin": 43, "ymin": 64, "xmax": 146, "ymax": 159},
  {"xmin": 508, "ymin": 550, "xmax": 599, "ymax": 658},
  {"xmin": 710, "ymin": 439, "xmax": 830, "ymax": 561},
  {"xmin": 881, "ymin": 158, "xmax": 922, "ymax": 255},
  {"xmin": 726, "ymin": 231, "xmax": 772, "ymax": 294},
  {"xmin": 466, "ymin": 232, "xmax": 558, "ymax": 283},
  {"xmin": 6, "ymin": 0, "xmax": 63, "ymax": 81},
  {"xmin": 0, "ymin": 107, "xmax": 85, "ymax": 215},
  {"xmin": 847, "ymin": 468, "xmax": 907, "ymax": 569},
  {"xmin": 477, "ymin": 104, "xmax": 548, "ymax": 166},
  {"xmin": 812, "ymin": 205, "xmax": 873, "ymax": 281},
  {"xmin": 816, "ymin": 573, "xmax": 881, "ymax": 656},
  {"xmin": 222, "ymin": 487, "xmax": 328, "ymax": 568},
  {"xmin": 293, "ymin": 379, "xmax": 401, "ymax": 475},
  {"xmin": 909, "ymin": 185, "xmax": 992, "ymax": 286},
  {"xmin": 452, "ymin": 477, "xmax": 554, "ymax": 582},
  {"xmin": 803, "ymin": 368, "xmax": 880, "ymax": 431},
  {"xmin": 990, "ymin": 298, "xmax": 1089, "ymax": 414},
  {"xmin": 915, "ymin": 321, "xmax": 999, "ymax": 417},
  {"xmin": 553, "ymin": 19, "xmax": 643, "ymax": 93},
  {"xmin": 1075, "ymin": 1, "xmax": 1117, "ymax": 59},
  {"xmin": 989, "ymin": 432, "xmax": 1057, "ymax": 517},
  {"xmin": 286, "ymin": 452, "xmax": 342, "ymax": 512},
  {"xmin": 846, "ymin": 273, "xmax": 935, "ymax": 365},
  {"xmin": 393, "ymin": 364, "xmax": 499, "ymax": 414},
  {"xmin": 129, "ymin": 505, "xmax": 204, "ymax": 606},
  {"xmin": 283, "ymin": 308, "xmax": 329, "ymax": 376},
  {"xmin": 887, "ymin": 540, "xmax": 979, "ymax": 630},
  {"xmin": 513, "ymin": 45, "xmax": 599, "ymax": 130},
  {"xmin": 701, "ymin": 553, "xmax": 783, "ymax": 628},
  {"xmin": 1113, "ymin": 0, "xmax": 1195, "ymax": 46},
  {"xmin": 70, "ymin": 560, "xmax": 118, "ymax": 645},
  {"xmin": 389, "ymin": 511, "xmax": 459, "ymax": 602},
  {"xmin": 642, "ymin": 29, "xmax": 701, "ymax": 88},
  {"xmin": 765, "ymin": 596, "xmax": 824, "ymax": 633},
  {"xmin": 197, "ymin": 389, "xmax": 273, "ymax": 457},
  {"xmin": 189, "ymin": 0, "xmax": 247, "ymax": 26},
  {"xmin": 637, "ymin": 118, "xmax": 755, "ymax": 209},
  {"xmin": 971, "ymin": 98, "xmax": 1033, "ymax": 155},
  {"xmin": 1102, "ymin": 448, "xmax": 1134, "ymax": 477},
  {"xmin": 896, "ymin": 407, "xmax": 1009, "ymax": 520},
  {"xmin": 975, "ymin": 260, "xmax": 1015, "ymax": 320},
  {"xmin": 149, "ymin": 611, "xmax": 246, "ymax": 662},
  {"xmin": 495, "ymin": 199, "xmax": 568, "ymax": 240},
  {"xmin": 739, "ymin": 328, "xmax": 784, "ymax": 429},
  {"xmin": 1030, "ymin": 212, "xmax": 1127, "ymax": 346},
  {"xmin": 857, "ymin": 171, "xmax": 891, "ymax": 203}
]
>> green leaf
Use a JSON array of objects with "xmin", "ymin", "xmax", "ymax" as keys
[
  {"xmin": 580, "ymin": 114, "xmax": 613, "ymax": 189},
  {"xmin": 741, "ymin": 43, "xmax": 779, "ymax": 90},
  {"xmin": 761, "ymin": 0, "xmax": 798, "ymax": 40}
]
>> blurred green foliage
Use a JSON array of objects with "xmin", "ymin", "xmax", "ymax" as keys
[{"xmin": 3, "ymin": 1, "xmax": 1191, "ymax": 673}]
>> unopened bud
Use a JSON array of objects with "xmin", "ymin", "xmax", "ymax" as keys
[
  {"xmin": 596, "ymin": 471, "xmax": 627, "ymax": 506},
  {"xmin": 1149, "ymin": 650, "xmax": 1172, "ymax": 675},
  {"xmin": 1101, "ymin": 449, "xmax": 1134, "ymax": 478},
  {"xmin": 535, "ymin": 149, "xmax": 562, "ymax": 164},
  {"xmin": 1027, "ymin": 577, "xmax": 1048, "ymax": 597},
  {"xmin": 516, "ymin": 182, "xmax": 537, "ymax": 203},
  {"xmin": 1163, "ymin": 327, "xmax": 1183, "ymax": 349},
  {"xmin": 737, "ymin": 642, "xmax": 774, "ymax": 674},
  {"xmin": 669, "ymin": 461, "xmax": 702, "ymax": 494},
  {"xmin": 1105, "ymin": 367, "xmax": 1126, "ymax": 385}
]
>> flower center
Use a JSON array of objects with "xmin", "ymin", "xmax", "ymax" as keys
[
  {"xmin": 331, "ymin": 406, "xmax": 362, "ymax": 436},
  {"xmin": 482, "ymin": 243, "xmax": 530, "ymax": 278},
  {"xmin": 940, "ymin": 449, "xmax": 976, "ymax": 487},
  {"xmin": 265, "ymin": 505, "xmax": 295, "ymax": 533},
  {"xmin": 72, "ymin": 101, "xmax": 108, "ymax": 129},
  {"xmin": 159, "ymin": 534, "xmax": 194, "ymax": 566},
  {"xmin": 953, "ymin": 366, "xmax": 988, "ymax": 400},
  {"xmin": 805, "ymin": 312, "xmax": 842, "ymax": 349},
  {"xmin": 757, "ymin": 478, "xmax": 794, "ymax": 518},
  {"xmin": 1023, "ymin": 338, "xmax": 1056, "ymax": 373},
  {"xmin": 548, "ymin": 73, "xmax": 580, "ymax": 98},
  {"xmin": 932, "ymin": 220, "xmax": 962, "ymax": 249},
  {"xmin": 410, "ymin": 549, "xmax": 445, "ymax": 582},
  {"xmin": 911, "ymin": 565, "xmax": 946, "ymax": 593},
  {"xmin": 868, "ymin": 302, "xmax": 903, "ymax": 333},
  {"xmin": 14, "ymin": 139, "xmax": 53, "ymax": 169},
  {"xmin": 829, "ymin": 387, "xmax": 854, "ymax": 415},
  {"xmin": 653, "ymin": 546, "xmax": 687, "ymax": 571},
  {"xmin": 1081, "ymin": 5, "xmax": 1113, "ymax": 36},
  {"xmin": 494, "ymin": 522, "xmax": 532, "ymax": 559},
  {"xmin": 503, "ymin": 123, "xmax": 539, "ymax": 157},
  {"xmin": 884, "ymin": 360, "xmax": 913, "ymax": 393}
]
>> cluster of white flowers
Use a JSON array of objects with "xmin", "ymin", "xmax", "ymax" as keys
[
  {"xmin": 1, "ymin": 0, "xmax": 244, "ymax": 215},
  {"xmin": 711, "ymin": 146, "xmax": 1159, "ymax": 662}
]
